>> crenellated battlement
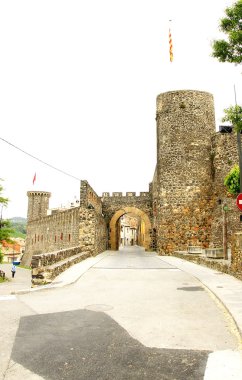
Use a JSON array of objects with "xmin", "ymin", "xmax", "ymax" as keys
[
  {"xmin": 24, "ymin": 88, "xmax": 242, "ymax": 275},
  {"xmin": 102, "ymin": 192, "xmax": 150, "ymax": 198}
]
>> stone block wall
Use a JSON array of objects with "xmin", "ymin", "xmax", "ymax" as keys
[
  {"xmin": 210, "ymin": 132, "xmax": 241, "ymax": 247},
  {"xmin": 80, "ymin": 180, "xmax": 102, "ymax": 215},
  {"xmin": 79, "ymin": 207, "xmax": 107, "ymax": 256},
  {"xmin": 27, "ymin": 191, "xmax": 51, "ymax": 221},
  {"xmin": 31, "ymin": 247, "xmax": 90, "ymax": 285},
  {"xmin": 155, "ymin": 90, "xmax": 216, "ymax": 253},
  {"xmin": 31, "ymin": 246, "xmax": 81, "ymax": 268},
  {"xmin": 22, "ymin": 207, "xmax": 80, "ymax": 266},
  {"xmin": 101, "ymin": 192, "xmax": 152, "ymax": 222},
  {"xmin": 231, "ymin": 232, "xmax": 242, "ymax": 277}
]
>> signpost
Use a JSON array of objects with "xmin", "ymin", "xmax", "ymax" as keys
[
  {"xmin": 236, "ymin": 193, "xmax": 242, "ymax": 211},
  {"xmin": 222, "ymin": 203, "xmax": 228, "ymax": 260}
]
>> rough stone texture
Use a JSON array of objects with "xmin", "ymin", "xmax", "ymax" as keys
[
  {"xmin": 24, "ymin": 89, "xmax": 242, "ymax": 280},
  {"xmin": 80, "ymin": 180, "xmax": 102, "ymax": 214},
  {"xmin": 31, "ymin": 246, "xmax": 81, "ymax": 268},
  {"xmin": 31, "ymin": 248, "xmax": 90, "ymax": 285},
  {"xmin": 173, "ymin": 253, "xmax": 242, "ymax": 281},
  {"xmin": 101, "ymin": 192, "xmax": 153, "ymax": 250},
  {"xmin": 24, "ymin": 181, "xmax": 108, "ymax": 282},
  {"xmin": 79, "ymin": 207, "xmax": 107, "ymax": 256},
  {"xmin": 155, "ymin": 90, "xmax": 215, "ymax": 253},
  {"xmin": 101, "ymin": 192, "xmax": 152, "ymax": 221},
  {"xmin": 231, "ymin": 232, "xmax": 242, "ymax": 278},
  {"xmin": 210, "ymin": 133, "xmax": 241, "ymax": 248},
  {"xmin": 27, "ymin": 191, "xmax": 51, "ymax": 221},
  {"xmin": 22, "ymin": 207, "xmax": 80, "ymax": 266}
]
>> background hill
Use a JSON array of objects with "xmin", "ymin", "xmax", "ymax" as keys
[{"xmin": 9, "ymin": 217, "xmax": 27, "ymax": 238}]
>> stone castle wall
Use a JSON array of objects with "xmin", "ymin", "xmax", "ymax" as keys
[
  {"xmin": 80, "ymin": 180, "xmax": 102, "ymax": 214},
  {"xmin": 155, "ymin": 90, "xmax": 216, "ymax": 253},
  {"xmin": 23, "ymin": 207, "xmax": 80, "ymax": 266},
  {"xmin": 79, "ymin": 180, "xmax": 107, "ymax": 255},
  {"xmin": 210, "ymin": 132, "xmax": 241, "ymax": 247},
  {"xmin": 27, "ymin": 191, "xmax": 51, "ymax": 221},
  {"xmin": 23, "ymin": 181, "xmax": 108, "ymax": 266},
  {"xmin": 79, "ymin": 207, "xmax": 107, "ymax": 255},
  {"xmin": 231, "ymin": 232, "xmax": 242, "ymax": 278},
  {"xmin": 23, "ymin": 90, "xmax": 242, "ymax": 279},
  {"xmin": 101, "ymin": 191, "xmax": 152, "ymax": 222}
]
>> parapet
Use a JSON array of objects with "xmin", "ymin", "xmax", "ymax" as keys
[
  {"xmin": 27, "ymin": 191, "xmax": 51, "ymax": 221},
  {"xmin": 27, "ymin": 191, "xmax": 51, "ymax": 197},
  {"xmin": 102, "ymin": 192, "xmax": 150, "ymax": 198}
]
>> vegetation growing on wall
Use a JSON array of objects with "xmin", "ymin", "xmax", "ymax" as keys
[{"xmin": 224, "ymin": 164, "xmax": 240, "ymax": 194}]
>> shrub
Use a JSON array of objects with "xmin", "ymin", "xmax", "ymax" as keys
[{"xmin": 224, "ymin": 165, "xmax": 240, "ymax": 194}]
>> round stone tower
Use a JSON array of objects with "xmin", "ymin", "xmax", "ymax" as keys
[
  {"xmin": 27, "ymin": 191, "xmax": 51, "ymax": 221},
  {"xmin": 155, "ymin": 90, "xmax": 216, "ymax": 253}
]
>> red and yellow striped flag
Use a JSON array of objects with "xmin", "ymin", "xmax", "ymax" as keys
[{"xmin": 169, "ymin": 28, "xmax": 173, "ymax": 62}]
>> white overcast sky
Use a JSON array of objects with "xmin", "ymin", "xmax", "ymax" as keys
[{"xmin": 1, "ymin": 0, "xmax": 242, "ymax": 219}]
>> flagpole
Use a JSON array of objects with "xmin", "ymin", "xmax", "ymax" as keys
[{"xmin": 169, "ymin": 20, "xmax": 173, "ymax": 63}]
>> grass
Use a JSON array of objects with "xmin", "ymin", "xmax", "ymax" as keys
[
  {"xmin": 19, "ymin": 265, "xmax": 31, "ymax": 270},
  {"xmin": 10, "ymin": 231, "xmax": 26, "ymax": 239},
  {"xmin": 0, "ymin": 276, "xmax": 7, "ymax": 283}
]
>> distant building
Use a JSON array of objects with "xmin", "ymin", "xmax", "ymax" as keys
[
  {"xmin": 1, "ymin": 238, "xmax": 25, "ymax": 263},
  {"xmin": 119, "ymin": 215, "xmax": 138, "ymax": 247}
]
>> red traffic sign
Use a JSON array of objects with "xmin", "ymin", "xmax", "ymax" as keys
[{"xmin": 236, "ymin": 193, "xmax": 242, "ymax": 211}]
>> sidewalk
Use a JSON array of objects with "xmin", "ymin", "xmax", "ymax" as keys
[
  {"xmin": 1, "ymin": 252, "xmax": 242, "ymax": 341},
  {"xmin": 0, "ymin": 263, "xmax": 32, "ymax": 296},
  {"xmin": 159, "ymin": 256, "xmax": 242, "ymax": 341}
]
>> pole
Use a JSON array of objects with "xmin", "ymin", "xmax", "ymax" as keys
[
  {"xmin": 223, "ymin": 203, "xmax": 228, "ymax": 260},
  {"xmin": 234, "ymin": 85, "xmax": 242, "ymax": 192}
]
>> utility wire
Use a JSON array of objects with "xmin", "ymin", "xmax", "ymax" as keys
[{"xmin": 0, "ymin": 137, "xmax": 81, "ymax": 182}]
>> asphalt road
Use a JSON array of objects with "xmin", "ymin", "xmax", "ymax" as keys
[{"xmin": 1, "ymin": 247, "xmax": 241, "ymax": 380}]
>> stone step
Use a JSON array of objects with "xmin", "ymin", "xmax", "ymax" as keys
[{"xmin": 32, "ymin": 251, "xmax": 90, "ymax": 285}]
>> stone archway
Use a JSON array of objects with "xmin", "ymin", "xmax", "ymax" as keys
[{"xmin": 109, "ymin": 207, "xmax": 152, "ymax": 251}]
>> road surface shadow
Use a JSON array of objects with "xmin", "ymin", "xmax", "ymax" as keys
[{"xmin": 12, "ymin": 309, "xmax": 209, "ymax": 380}]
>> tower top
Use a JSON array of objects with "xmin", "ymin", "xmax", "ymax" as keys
[{"xmin": 27, "ymin": 191, "xmax": 51, "ymax": 197}]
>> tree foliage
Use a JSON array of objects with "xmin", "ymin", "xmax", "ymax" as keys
[
  {"xmin": 222, "ymin": 105, "xmax": 242, "ymax": 132},
  {"xmin": 0, "ymin": 181, "xmax": 13, "ymax": 263},
  {"xmin": 224, "ymin": 164, "xmax": 240, "ymax": 194},
  {"xmin": 212, "ymin": 0, "xmax": 242, "ymax": 64}
]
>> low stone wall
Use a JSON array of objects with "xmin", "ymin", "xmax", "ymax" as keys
[
  {"xmin": 31, "ymin": 246, "xmax": 81, "ymax": 268},
  {"xmin": 31, "ymin": 246, "xmax": 90, "ymax": 285},
  {"xmin": 172, "ymin": 253, "xmax": 242, "ymax": 281}
]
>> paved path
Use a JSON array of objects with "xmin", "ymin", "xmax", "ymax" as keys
[
  {"xmin": 0, "ymin": 247, "xmax": 242, "ymax": 379},
  {"xmin": 0, "ymin": 263, "xmax": 31, "ymax": 296}
]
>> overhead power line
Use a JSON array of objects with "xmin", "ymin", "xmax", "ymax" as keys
[{"xmin": 0, "ymin": 137, "xmax": 81, "ymax": 182}]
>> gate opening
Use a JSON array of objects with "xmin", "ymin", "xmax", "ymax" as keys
[{"xmin": 108, "ymin": 207, "xmax": 151, "ymax": 251}]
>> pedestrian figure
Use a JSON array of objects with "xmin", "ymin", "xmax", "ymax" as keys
[{"xmin": 11, "ymin": 264, "xmax": 16, "ymax": 278}]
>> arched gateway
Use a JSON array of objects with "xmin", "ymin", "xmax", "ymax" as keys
[
  {"xmin": 101, "ymin": 191, "xmax": 153, "ymax": 252},
  {"xmin": 109, "ymin": 206, "xmax": 152, "ymax": 251}
]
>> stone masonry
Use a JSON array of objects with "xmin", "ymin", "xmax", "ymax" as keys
[
  {"xmin": 23, "ymin": 89, "xmax": 242, "ymax": 280},
  {"xmin": 154, "ymin": 90, "xmax": 215, "ymax": 253}
]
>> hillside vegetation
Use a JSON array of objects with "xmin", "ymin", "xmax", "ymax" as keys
[{"xmin": 9, "ymin": 217, "xmax": 27, "ymax": 238}]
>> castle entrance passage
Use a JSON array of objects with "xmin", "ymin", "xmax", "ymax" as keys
[{"xmin": 109, "ymin": 207, "xmax": 152, "ymax": 251}]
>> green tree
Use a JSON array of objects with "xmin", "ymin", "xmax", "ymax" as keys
[
  {"xmin": 223, "ymin": 105, "xmax": 242, "ymax": 132},
  {"xmin": 0, "ymin": 181, "xmax": 13, "ymax": 263},
  {"xmin": 224, "ymin": 164, "xmax": 240, "ymax": 194},
  {"xmin": 222, "ymin": 105, "xmax": 242, "ymax": 191},
  {"xmin": 212, "ymin": 0, "xmax": 242, "ymax": 64}
]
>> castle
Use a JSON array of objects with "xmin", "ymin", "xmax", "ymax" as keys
[{"xmin": 22, "ymin": 89, "xmax": 241, "ymax": 273}]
